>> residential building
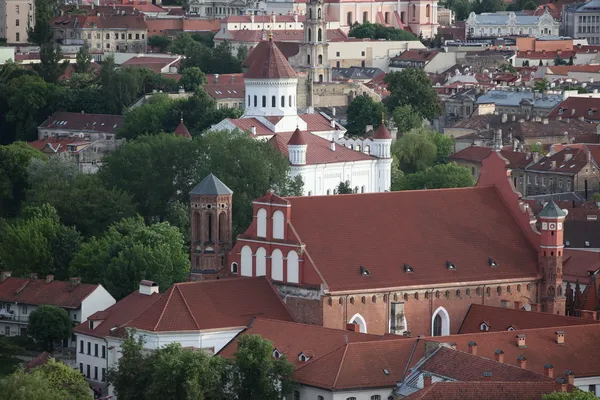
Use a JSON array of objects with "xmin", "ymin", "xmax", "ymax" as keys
[
  {"xmin": 562, "ymin": 0, "xmax": 600, "ymax": 45},
  {"xmin": 466, "ymin": 10, "xmax": 559, "ymax": 38},
  {"xmin": 222, "ymin": 150, "xmax": 573, "ymax": 336},
  {"xmin": 203, "ymin": 73, "xmax": 245, "ymax": 110},
  {"xmin": 475, "ymin": 89, "xmax": 564, "ymax": 116},
  {"xmin": 0, "ymin": 0, "xmax": 34, "ymax": 44},
  {"xmin": 120, "ymin": 55, "xmax": 180, "ymax": 74},
  {"xmin": 187, "ymin": 0, "xmax": 250, "ymax": 19},
  {"xmin": 50, "ymin": 11, "xmax": 147, "ymax": 53},
  {"xmin": 389, "ymin": 49, "xmax": 459, "ymax": 73},
  {"xmin": 0, "ymin": 272, "xmax": 115, "ymax": 345},
  {"xmin": 437, "ymin": 7, "xmax": 453, "ymax": 26},
  {"xmin": 210, "ymin": 38, "xmax": 392, "ymax": 195},
  {"xmin": 548, "ymin": 96, "xmax": 600, "ymax": 122},
  {"xmin": 402, "ymin": 381, "xmax": 574, "ymax": 400},
  {"xmin": 145, "ymin": 17, "xmax": 220, "ymax": 38}
]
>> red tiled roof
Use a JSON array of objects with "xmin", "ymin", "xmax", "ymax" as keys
[
  {"xmin": 549, "ymin": 97, "xmax": 600, "ymax": 121},
  {"xmin": 517, "ymin": 50, "xmax": 576, "ymax": 59},
  {"xmin": 202, "ymin": 83, "xmax": 245, "ymax": 99},
  {"xmin": 293, "ymin": 339, "xmax": 422, "ymax": 390},
  {"xmin": 269, "ymin": 131, "xmax": 374, "ymax": 165},
  {"xmin": 373, "ymin": 123, "xmax": 392, "ymax": 139},
  {"xmin": 426, "ymin": 323, "xmax": 600, "ymax": 378},
  {"xmin": 230, "ymin": 29, "xmax": 346, "ymax": 45},
  {"xmin": 73, "ymin": 289, "xmax": 162, "ymax": 338},
  {"xmin": 244, "ymin": 38, "xmax": 297, "ymax": 79},
  {"xmin": 174, "ymin": 119, "xmax": 191, "ymax": 138},
  {"xmin": 51, "ymin": 13, "xmax": 147, "ymax": 30},
  {"xmin": 127, "ymin": 277, "xmax": 294, "ymax": 332},
  {"xmin": 28, "ymin": 138, "xmax": 85, "ymax": 153},
  {"xmin": 391, "ymin": 49, "xmax": 439, "ymax": 62},
  {"xmin": 24, "ymin": 352, "xmax": 51, "ymax": 371},
  {"xmin": 421, "ymin": 347, "xmax": 552, "ymax": 382},
  {"xmin": 450, "ymin": 146, "xmax": 532, "ymax": 169},
  {"xmin": 283, "ymin": 185, "xmax": 539, "ymax": 292},
  {"xmin": 287, "ymin": 128, "xmax": 307, "ymax": 146},
  {"xmin": 403, "ymin": 381, "xmax": 572, "ymax": 400},
  {"xmin": 458, "ymin": 304, "xmax": 600, "ymax": 334},
  {"xmin": 38, "ymin": 112, "xmax": 123, "ymax": 134},
  {"xmin": 145, "ymin": 18, "xmax": 220, "ymax": 36},
  {"xmin": 546, "ymin": 64, "xmax": 600, "ymax": 75},
  {"xmin": 226, "ymin": 113, "xmax": 341, "ymax": 136},
  {"xmin": 217, "ymin": 317, "xmax": 385, "ymax": 366},
  {"xmin": 563, "ymin": 249, "xmax": 600, "ymax": 282},
  {"xmin": 0, "ymin": 277, "xmax": 99, "ymax": 309},
  {"xmin": 526, "ymin": 146, "xmax": 589, "ymax": 174}
]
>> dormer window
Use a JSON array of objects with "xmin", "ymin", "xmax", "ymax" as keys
[
  {"xmin": 507, "ymin": 326, "xmax": 516, "ymax": 331},
  {"xmin": 89, "ymin": 320, "xmax": 94, "ymax": 329},
  {"xmin": 559, "ymin": 108, "xmax": 564, "ymax": 115},
  {"xmin": 480, "ymin": 322, "xmax": 490, "ymax": 331},
  {"xmin": 488, "ymin": 258, "xmax": 498, "ymax": 267},
  {"xmin": 360, "ymin": 266, "xmax": 370, "ymax": 276},
  {"xmin": 298, "ymin": 352, "xmax": 310, "ymax": 362},
  {"xmin": 565, "ymin": 241, "xmax": 571, "ymax": 247},
  {"xmin": 273, "ymin": 349, "xmax": 282, "ymax": 359},
  {"xmin": 585, "ymin": 241, "xmax": 591, "ymax": 247},
  {"xmin": 404, "ymin": 263, "xmax": 414, "ymax": 273},
  {"xmin": 446, "ymin": 261, "xmax": 456, "ymax": 270}
]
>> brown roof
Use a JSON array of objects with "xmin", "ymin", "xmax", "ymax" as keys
[
  {"xmin": 244, "ymin": 38, "xmax": 298, "ymax": 79},
  {"xmin": 373, "ymin": 123, "xmax": 392, "ymax": 139},
  {"xmin": 287, "ymin": 128, "xmax": 307, "ymax": 146},
  {"xmin": 73, "ymin": 289, "xmax": 162, "ymax": 339},
  {"xmin": 202, "ymin": 83, "xmax": 245, "ymax": 99},
  {"xmin": 29, "ymin": 138, "xmax": 89, "ymax": 153},
  {"xmin": 546, "ymin": 64, "xmax": 600, "ymax": 75},
  {"xmin": 174, "ymin": 119, "xmax": 191, "ymax": 138},
  {"xmin": 226, "ymin": 113, "xmax": 342, "ymax": 136},
  {"xmin": 426, "ymin": 323, "xmax": 600, "ymax": 378},
  {"xmin": 39, "ymin": 112, "xmax": 123, "ymax": 134},
  {"xmin": 127, "ymin": 277, "xmax": 294, "ymax": 332},
  {"xmin": 526, "ymin": 146, "xmax": 590, "ymax": 174},
  {"xmin": 563, "ymin": 249, "xmax": 600, "ymax": 282},
  {"xmin": 51, "ymin": 13, "xmax": 147, "ymax": 30},
  {"xmin": 403, "ymin": 381, "xmax": 573, "ymax": 400},
  {"xmin": 283, "ymin": 185, "xmax": 539, "ymax": 292},
  {"xmin": 270, "ymin": 131, "xmax": 374, "ymax": 165},
  {"xmin": 458, "ymin": 304, "xmax": 600, "ymax": 334},
  {"xmin": 581, "ymin": 274, "xmax": 600, "ymax": 312},
  {"xmin": 231, "ymin": 30, "xmax": 346, "ymax": 46},
  {"xmin": 450, "ymin": 146, "xmax": 532, "ymax": 169},
  {"xmin": 0, "ymin": 277, "xmax": 99, "ymax": 309},
  {"xmin": 391, "ymin": 49, "xmax": 439, "ymax": 62},
  {"xmin": 549, "ymin": 97, "xmax": 600, "ymax": 121}
]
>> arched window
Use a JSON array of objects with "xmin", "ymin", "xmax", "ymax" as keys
[
  {"xmin": 308, "ymin": 28, "xmax": 312, "ymax": 42},
  {"xmin": 307, "ymin": 54, "xmax": 311, "ymax": 65},
  {"xmin": 207, "ymin": 213, "xmax": 213, "ymax": 242},
  {"xmin": 271, "ymin": 96, "xmax": 276, "ymax": 107},
  {"xmin": 262, "ymin": 95, "xmax": 266, "ymax": 107},
  {"xmin": 319, "ymin": 74, "xmax": 323, "ymax": 82},
  {"xmin": 318, "ymin": 54, "xmax": 323, "ymax": 64},
  {"xmin": 349, "ymin": 313, "xmax": 367, "ymax": 333},
  {"xmin": 426, "ymin": 4, "xmax": 430, "ymax": 18},
  {"xmin": 431, "ymin": 306, "xmax": 450, "ymax": 336},
  {"xmin": 231, "ymin": 262, "xmax": 238, "ymax": 274},
  {"xmin": 271, "ymin": 249, "xmax": 283, "ymax": 281},
  {"xmin": 247, "ymin": 95, "xmax": 250, "ymax": 106},
  {"xmin": 365, "ymin": 145, "xmax": 370, "ymax": 154},
  {"xmin": 309, "ymin": 8, "xmax": 312, "ymax": 19},
  {"xmin": 362, "ymin": 11, "xmax": 368, "ymax": 23},
  {"xmin": 547, "ymin": 286, "xmax": 555, "ymax": 297},
  {"xmin": 281, "ymin": 95, "xmax": 285, "ymax": 107},
  {"xmin": 255, "ymin": 247, "xmax": 266, "ymax": 276},
  {"xmin": 272, "ymin": 210, "xmax": 285, "ymax": 239},
  {"xmin": 287, "ymin": 250, "xmax": 299, "ymax": 283},
  {"xmin": 327, "ymin": 189, "xmax": 331, "ymax": 195},
  {"xmin": 256, "ymin": 208, "xmax": 267, "ymax": 237},
  {"xmin": 194, "ymin": 212, "xmax": 201, "ymax": 242},
  {"xmin": 253, "ymin": 95, "xmax": 257, "ymax": 107},
  {"xmin": 318, "ymin": 28, "xmax": 322, "ymax": 41},
  {"xmin": 318, "ymin": 8, "xmax": 321, "ymax": 18},
  {"xmin": 411, "ymin": 4, "xmax": 416, "ymax": 19},
  {"xmin": 240, "ymin": 246, "xmax": 252, "ymax": 277},
  {"xmin": 361, "ymin": 186, "xmax": 365, "ymax": 193},
  {"xmin": 218, "ymin": 212, "xmax": 227, "ymax": 242}
]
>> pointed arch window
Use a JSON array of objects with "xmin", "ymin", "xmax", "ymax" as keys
[
  {"xmin": 318, "ymin": 54, "xmax": 323, "ymax": 64},
  {"xmin": 318, "ymin": 8, "xmax": 322, "ymax": 18},
  {"xmin": 318, "ymin": 28, "xmax": 322, "ymax": 41},
  {"xmin": 308, "ymin": 28, "xmax": 312, "ymax": 42}
]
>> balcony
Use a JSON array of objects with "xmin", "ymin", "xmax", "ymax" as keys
[{"xmin": 0, "ymin": 310, "xmax": 28, "ymax": 323}]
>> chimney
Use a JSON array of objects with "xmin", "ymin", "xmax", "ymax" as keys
[
  {"xmin": 555, "ymin": 331, "xmax": 565, "ymax": 345},
  {"xmin": 330, "ymin": 140, "xmax": 335, "ymax": 151},
  {"xmin": 250, "ymin": 126, "xmax": 256, "ymax": 135},
  {"xmin": 139, "ymin": 280, "xmax": 159, "ymax": 295},
  {"xmin": 178, "ymin": 87, "xmax": 185, "ymax": 95},
  {"xmin": 517, "ymin": 334, "xmax": 526, "ymax": 348},
  {"xmin": 230, "ymin": 75, "xmax": 235, "ymax": 83},
  {"xmin": 214, "ymin": 74, "xmax": 219, "ymax": 84},
  {"xmin": 530, "ymin": 303, "xmax": 540, "ymax": 312},
  {"xmin": 366, "ymin": 124, "xmax": 373, "ymax": 133},
  {"xmin": 542, "ymin": 117, "xmax": 549, "ymax": 125},
  {"xmin": 0, "ymin": 271, "xmax": 12, "ymax": 283},
  {"xmin": 581, "ymin": 310, "xmax": 597, "ymax": 319},
  {"xmin": 81, "ymin": 110, "xmax": 84, "ymax": 114},
  {"xmin": 544, "ymin": 364, "xmax": 554, "ymax": 378},
  {"xmin": 70, "ymin": 277, "xmax": 81, "ymax": 286},
  {"xmin": 495, "ymin": 349, "xmax": 504, "ymax": 363},
  {"xmin": 565, "ymin": 370, "xmax": 575, "ymax": 386},
  {"xmin": 551, "ymin": 160, "xmax": 556, "ymax": 169},
  {"xmin": 571, "ymin": 108, "xmax": 575, "ymax": 115},
  {"xmin": 555, "ymin": 378, "xmax": 568, "ymax": 392},
  {"xmin": 468, "ymin": 341, "xmax": 477, "ymax": 356},
  {"xmin": 330, "ymin": 119, "xmax": 335, "ymax": 128},
  {"xmin": 29, "ymin": 273, "xmax": 38, "ymax": 280},
  {"xmin": 517, "ymin": 355, "xmax": 527, "ymax": 369},
  {"xmin": 514, "ymin": 301, "xmax": 522, "ymax": 310},
  {"xmin": 346, "ymin": 323, "xmax": 360, "ymax": 332},
  {"xmin": 502, "ymin": 113, "xmax": 508, "ymax": 123},
  {"xmin": 483, "ymin": 372, "xmax": 493, "ymax": 381},
  {"xmin": 423, "ymin": 373, "xmax": 433, "ymax": 387},
  {"xmin": 45, "ymin": 275, "xmax": 54, "ymax": 283}
]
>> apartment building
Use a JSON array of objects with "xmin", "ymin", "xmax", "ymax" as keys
[
  {"xmin": 562, "ymin": 0, "xmax": 600, "ymax": 45},
  {"xmin": 0, "ymin": 0, "xmax": 34, "ymax": 44}
]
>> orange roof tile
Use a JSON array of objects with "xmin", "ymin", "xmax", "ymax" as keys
[
  {"xmin": 38, "ymin": 111, "xmax": 123, "ymax": 134},
  {"xmin": 549, "ymin": 97, "xmax": 600, "ymax": 121},
  {"xmin": 174, "ymin": 119, "xmax": 191, "ymax": 138},
  {"xmin": 563, "ymin": 249, "xmax": 600, "ymax": 282},
  {"xmin": 244, "ymin": 38, "xmax": 297, "ymax": 79},
  {"xmin": 403, "ymin": 381, "xmax": 573, "ymax": 400},
  {"xmin": 0, "ymin": 277, "xmax": 99, "ymax": 309}
]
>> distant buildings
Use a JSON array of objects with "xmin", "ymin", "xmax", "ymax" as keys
[
  {"xmin": 0, "ymin": 0, "xmax": 34, "ymax": 44},
  {"xmin": 466, "ymin": 10, "xmax": 559, "ymax": 38},
  {"xmin": 562, "ymin": 0, "xmax": 600, "ymax": 45}
]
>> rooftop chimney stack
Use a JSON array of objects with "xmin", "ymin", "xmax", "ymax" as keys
[
  {"xmin": 250, "ymin": 126, "xmax": 256, "ymax": 135},
  {"xmin": 517, "ymin": 355, "xmax": 527, "ymax": 369},
  {"xmin": 555, "ymin": 331, "xmax": 565, "ymax": 345},
  {"xmin": 517, "ymin": 334, "xmax": 526, "ymax": 348},
  {"xmin": 545, "ymin": 364, "xmax": 554, "ymax": 378},
  {"xmin": 330, "ymin": 140, "xmax": 335, "ymax": 151},
  {"xmin": 514, "ymin": 301, "xmax": 522, "ymax": 310},
  {"xmin": 0, "ymin": 271, "xmax": 12, "ymax": 283},
  {"xmin": 139, "ymin": 280, "xmax": 159, "ymax": 295},
  {"xmin": 214, "ymin": 74, "xmax": 219, "ymax": 84},
  {"xmin": 423, "ymin": 373, "xmax": 432, "ymax": 388},
  {"xmin": 45, "ymin": 275, "xmax": 54, "ymax": 283},
  {"xmin": 468, "ymin": 341, "xmax": 477, "ymax": 356},
  {"xmin": 495, "ymin": 349, "xmax": 504, "ymax": 363},
  {"xmin": 565, "ymin": 370, "xmax": 575, "ymax": 386},
  {"xmin": 555, "ymin": 378, "xmax": 568, "ymax": 392}
]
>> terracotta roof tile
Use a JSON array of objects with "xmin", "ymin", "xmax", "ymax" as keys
[
  {"xmin": 244, "ymin": 38, "xmax": 297, "ymax": 80},
  {"xmin": 283, "ymin": 186, "xmax": 539, "ymax": 292},
  {"xmin": 549, "ymin": 97, "xmax": 600, "ymax": 121},
  {"xmin": 403, "ymin": 381, "xmax": 573, "ymax": 400},
  {"xmin": 373, "ymin": 123, "xmax": 392, "ymax": 139},
  {"xmin": 232, "ymin": 29, "xmax": 346, "ymax": 46},
  {"xmin": 526, "ymin": 146, "xmax": 589, "ymax": 174},
  {"xmin": 127, "ymin": 277, "xmax": 294, "ymax": 332},
  {"xmin": 563, "ymin": 249, "xmax": 600, "ymax": 282},
  {"xmin": 581, "ymin": 274, "xmax": 600, "ymax": 312},
  {"xmin": 39, "ymin": 112, "xmax": 123, "ymax": 134},
  {"xmin": 174, "ymin": 119, "xmax": 191, "ymax": 138},
  {"xmin": 0, "ymin": 277, "xmax": 99, "ymax": 309},
  {"xmin": 29, "ymin": 138, "xmax": 89, "ymax": 153},
  {"xmin": 458, "ymin": 304, "xmax": 600, "ymax": 334},
  {"xmin": 391, "ymin": 49, "xmax": 439, "ymax": 62},
  {"xmin": 226, "ymin": 113, "xmax": 342, "ymax": 136},
  {"xmin": 287, "ymin": 128, "xmax": 307, "ymax": 145}
]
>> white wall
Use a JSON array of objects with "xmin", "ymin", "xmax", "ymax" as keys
[
  {"xmin": 328, "ymin": 40, "xmax": 426, "ymax": 72},
  {"xmin": 81, "ymin": 286, "xmax": 116, "ymax": 323},
  {"xmin": 289, "ymin": 385, "xmax": 393, "ymax": 400},
  {"xmin": 575, "ymin": 376, "xmax": 600, "ymax": 395},
  {"xmin": 0, "ymin": 47, "xmax": 15, "ymax": 64},
  {"xmin": 75, "ymin": 333, "xmax": 109, "ymax": 383},
  {"xmin": 134, "ymin": 328, "xmax": 244, "ymax": 353},
  {"xmin": 292, "ymin": 159, "xmax": 381, "ymax": 195}
]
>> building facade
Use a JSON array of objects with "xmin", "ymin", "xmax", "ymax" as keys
[
  {"xmin": 0, "ymin": 0, "xmax": 34, "ymax": 44},
  {"xmin": 466, "ymin": 10, "xmax": 559, "ymax": 38},
  {"xmin": 562, "ymin": 0, "xmax": 600, "ymax": 45}
]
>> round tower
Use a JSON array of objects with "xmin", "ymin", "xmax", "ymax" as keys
[
  {"xmin": 287, "ymin": 128, "xmax": 308, "ymax": 165},
  {"xmin": 372, "ymin": 120, "xmax": 393, "ymax": 192}
]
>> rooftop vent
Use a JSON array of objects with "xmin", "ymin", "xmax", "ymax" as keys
[
  {"xmin": 446, "ymin": 261, "xmax": 456, "ymax": 270},
  {"xmin": 404, "ymin": 263, "xmax": 414, "ymax": 273},
  {"xmin": 585, "ymin": 241, "xmax": 591, "ymax": 247},
  {"xmin": 360, "ymin": 266, "xmax": 370, "ymax": 276},
  {"xmin": 383, "ymin": 369, "xmax": 390, "ymax": 375},
  {"xmin": 488, "ymin": 257, "xmax": 498, "ymax": 267},
  {"xmin": 587, "ymin": 215, "xmax": 598, "ymax": 221}
]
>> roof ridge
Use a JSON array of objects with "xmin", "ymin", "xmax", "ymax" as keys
[
  {"xmin": 427, "ymin": 322, "xmax": 600, "ymax": 340},
  {"xmin": 468, "ymin": 303, "xmax": 600, "ymax": 322},
  {"xmin": 331, "ymin": 343, "xmax": 349, "ymax": 388},
  {"xmin": 293, "ymin": 342, "xmax": 348, "ymax": 373},
  {"xmin": 450, "ymin": 348, "xmax": 552, "ymax": 379},
  {"xmin": 152, "ymin": 285, "xmax": 176, "ymax": 331},
  {"xmin": 176, "ymin": 284, "xmax": 202, "ymax": 330},
  {"xmin": 285, "ymin": 185, "xmax": 493, "ymax": 200}
]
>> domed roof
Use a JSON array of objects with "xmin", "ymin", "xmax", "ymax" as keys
[
  {"xmin": 244, "ymin": 37, "xmax": 298, "ymax": 80},
  {"xmin": 174, "ymin": 119, "xmax": 191, "ymax": 139},
  {"xmin": 373, "ymin": 122, "xmax": 392, "ymax": 139},
  {"xmin": 287, "ymin": 128, "xmax": 308, "ymax": 146}
]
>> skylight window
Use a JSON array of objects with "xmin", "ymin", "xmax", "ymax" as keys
[
  {"xmin": 446, "ymin": 261, "xmax": 456, "ymax": 270},
  {"xmin": 488, "ymin": 257, "xmax": 498, "ymax": 267},
  {"xmin": 383, "ymin": 369, "xmax": 390, "ymax": 375},
  {"xmin": 360, "ymin": 266, "xmax": 370, "ymax": 276},
  {"xmin": 404, "ymin": 263, "xmax": 414, "ymax": 273}
]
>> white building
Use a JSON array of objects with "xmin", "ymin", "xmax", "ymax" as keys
[
  {"xmin": 0, "ymin": 272, "xmax": 115, "ymax": 346},
  {"xmin": 74, "ymin": 277, "xmax": 293, "ymax": 398},
  {"xmin": 210, "ymin": 37, "xmax": 392, "ymax": 195},
  {"xmin": 466, "ymin": 10, "xmax": 559, "ymax": 38}
]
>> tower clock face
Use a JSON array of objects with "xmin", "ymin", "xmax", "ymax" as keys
[{"xmin": 549, "ymin": 223, "xmax": 556, "ymax": 230}]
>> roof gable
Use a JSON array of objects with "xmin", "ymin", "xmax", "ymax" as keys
[
  {"xmin": 190, "ymin": 173, "xmax": 233, "ymax": 196},
  {"xmin": 244, "ymin": 38, "xmax": 297, "ymax": 80}
]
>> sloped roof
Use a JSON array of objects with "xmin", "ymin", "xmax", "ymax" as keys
[
  {"xmin": 287, "ymin": 128, "xmax": 307, "ymax": 146},
  {"xmin": 190, "ymin": 173, "xmax": 233, "ymax": 196},
  {"xmin": 563, "ymin": 249, "xmax": 600, "ymax": 282},
  {"xmin": 0, "ymin": 277, "xmax": 99, "ymax": 309},
  {"xmin": 538, "ymin": 200, "xmax": 568, "ymax": 218},
  {"xmin": 174, "ymin": 119, "xmax": 191, "ymax": 138},
  {"xmin": 29, "ymin": 138, "xmax": 88, "ymax": 154},
  {"xmin": 458, "ymin": 304, "xmax": 600, "ymax": 334},
  {"xmin": 244, "ymin": 38, "xmax": 297, "ymax": 80},
  {"xmin": 283, "ymin": 185, "xmax": 540, "ymax": 292},
  {"xmin": 403, "ymin": 381, "xmax": 572, "ymax": 400},
  {"xmin": 39, "ymin": 112, "xmax": 123, "ymax": 134},
  {"xmin": 225, "ymin": 113, "xmax": 343, "ymax": 137},
  {"xmin": 549, "ymin": 96, "xmax": 600, "ymax": 121},
  {"xmin": 373, "ymin": 123, "xmax": 392, "ymax": 139},
  {"xmin": 127, "ymin": 277, "xmax": 294, "ymax": 332}
]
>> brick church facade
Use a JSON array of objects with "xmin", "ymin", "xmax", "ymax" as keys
[{"xmin": 189, "ymin": 151, "xmax": 570, "ymax": 337}]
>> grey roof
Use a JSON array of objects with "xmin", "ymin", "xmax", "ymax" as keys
[
  {"xmin": 473, "ymin": 13, "xmax": 541, "ymax": 25},
  {"xmin": 190, "ymin": 173, "xmax": 233, "ymax": 196},
  {"xmin": 569, "ymin": 0, "xmax": 600, "ymax": 12},
  {"xmin": 476, "ymin": 90, "xmax": 563, "ymax": 108},
  {"xmin": 539, "ymin": 200, "xmax": 568, "ymax": 218},
  {"xmin": 332, "ymin": 67, "xmax": 384, "ymax": 80}
]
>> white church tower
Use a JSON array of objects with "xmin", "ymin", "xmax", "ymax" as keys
[
  {"xmin": 243, "ymin": 35, "xmax": 307, "ymax": 133},
  {"xmin": 372, "ymin": 122, "xmax": 393, "ymax": 192}
]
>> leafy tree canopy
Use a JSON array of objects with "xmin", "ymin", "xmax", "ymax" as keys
[
  {"xmin": 349, "ymin": 21, "xmax": 417, "ymax": 41},
  {"xmin": 0, "ymin": 336, "xmax": 23, "ymax": 376},
  {"xmin": 392, "ymin": 104, "xmax": 423, "ymax": 134},
  {"xmin": 178, "ymin": 66, "xmax": 206, "ymax": 91},
  {"xmin": 0, "ymin": 370, "xmax": 71, "ymax": 400},
  {"xmin": 384, "ymin": 68, "xmax": 442, "ymax": 120},
  {"xmin": 395, "ymin": 162, "xmax": 476, "ymax": 190},
  {"xmin": 27, "ymin": 305, "xmax": 72, "ymax": 352},
  {"xmin": 336, "ymin": 181, "xmax": 353, "ymax": 194},
  {"xmin": 542, "ymin": 391, "xmax": 599, "ymax": 400},
  {"xmin": 32, "ymin": 43, "xmax": 70, "ymax": 84},
  {"xmin": 147, "ymin": 35, "xmax": 172, "ymax": 53},
  {"xmin": 34, "ymin": 358, "xmax": 93, "ymax": 400},
  {"xmin": 346, "ymin": 94, "xmax": 386, "ymax": 136}
]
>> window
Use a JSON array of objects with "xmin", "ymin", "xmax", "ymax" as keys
[
  {"xmin": 106, "ymin": 33, "xmax": 110, "ymax": 39},
  {"xmin": 307, "ymin": 54, "xmax": 311, "ymax": 64},
  {"xmin": 293, "ymin": 390, "xmax": 300, "ymax": 400},
  {"xmin": 15, "ymin": 5, "xmax": 19, "ymax": 13},
  {"xmin": 79, "ymin": 363, "xmax": 83, "ymax": 373},
  {"xmin": 272, "ymin": 96, "xmax": 276, "ymax": 107},
  {"xmin": 106, "ymin": 44, "xmax": 110, "ymax": 49},
  {"xmin": 289, "ymin": 95, "xmax": 292, "ymax": 107},
  {"xmin": 102, "ymin": 368, "xmax": 106, "ymax": 382},
  {"xmin": 86, "ymin": 364, "xmax": 90, "ymax": 378},
  {"xmin": 318, "ymin": 54, "xmax": 323, "ymax": 64},
  {"xmin": 21, "ymin": 305, "xmax": 27, "ymax": 314},
  {"xmin": 371, "ymin": 396, "xmax": 382, "ymax": 400},
  {"xmin": 347, "ymin": 11, "xmax": 353, "ymax": 26},
  {"xmin": 88, "ymin": 33, "xmax": 92, "ymax": 39},
  {"xmin": 15, "ymin": 32, "xmax": 19, "ymax": 41},
  {"xmin": 318, "ymin": 397, "xmax": 324, "ymax": 400},
  {"xmin": 253, "ymin": 95, "xmax": 257, "ymax": 107},
  {"xmin": 102, "ymin": 345, "xmax": 106, "ymax": 358},
  {"xmin": 94, "ymin": 343, "xmax": 98, "ymax": 357},
  {"xmin": 114, "ymin": 33, "xmax": 118, "ymax": 39},
  {"xmin": 128, "ymin": 33, "xmax": 132, "ymax": 39},
  {"xmin": 135, "ymin": 33, "xmax": 140, "ymax": 39},
  {"xmin": 362, "ymin": 11, "xmax": 368, "ymax": 23},
  {"xmin": 94, "ymin": 366, "xmax": 98, "ymax": 380},
  {"xmin": 87, "ymin": 342, "xmax": 91, "ymax": 355},
  {"xmin": 361, "ymin": 50, "xmax": 366, "ymax": 56},
  {"xmin": 281, "ymin": 95, "xmax": 285, "ymax": 107},
  {"xmin": 15, "ymin": 19, "xmax": 19, "ymax": 26},
  {"xmin": 262, "ymin": 95, "xmax": 266, "ymax": 107}
]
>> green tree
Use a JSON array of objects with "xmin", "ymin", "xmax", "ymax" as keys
[
  {"xmin": 534, "ymin": 78, "xmax": 549, "ymax": 92},
  {"xmin": 472, "ymin": 0, "xmax": 505, "ymax": 13},
  {"xmin": 0, "ymin": 142, "xmax": 45, "ymax": 217},
  {"xmin": 0, "ymin": 370, "xmax": 69, "ymax": 400},
  {"xmin": 164, "ymin": 200, "xmax": 190, "ymax": 244},
  {"xmin": 384, "ymin": 69, "xmax": 442, "ymax": 120},
  {"xmin": 73, "ymin": 45, "xmax": 92, "ymax": 74},
  {"xmin": 428, "ymin": 128, "xmax": 454, "ymax": 163},
  {"xmin": 349, "ymin": 21, "xmax": 417, "ymax": 41},
  {"xmin": 0, "ymin": 204, "xmax": 82, "ymax": 279},
  {"xmin": 237, "ymin": 45, "xmax": 249, "ymax": 62},
  {"xmin": 148, "ymin": 35, "xmax": 171, "ymax": 52},
  {"xmin": 451, "ymin": 0, "xmax": 472, "ymax": 20},
  {"xmin": 35, "ymin": 358, "xmax": 93, "ymax": 400},
  {"xmin": 70, "ymin": 217, "xmax": 189, "ymax": 299},
  {"xmin": 0, "ymin": 336, "xmax": 23, "ymax": 376},
  {"xmin": 336, "ymin": 181, "xmax": 353, "ymax": 194},
  {"xmin": 529, "ymin": 142, "xmax": 547, "ymax": 155},
  {"xmin": 178, "ymin": 66, "xmax": 206, "ymax": 91},
  {"xmin": 500, "ymin": 63, "xmax": 516, "ymax": 72},
  {"xmin": 119, "ymin": 94, "xmax": 182, "ymax": 140},
  {"xmin": 392, "ymin": 129, "xmax": 438, "ymax": 173},
  {"xmin": 542, "ymin": 391, "xmax": 599, "ymax": 400},
  {"xmin": 591, "ymin": 193, "xmax": 600, "ymax": 202},
  {"xmin": 568, "ymin": 55, "xmax": 574, "ymax": 65},
  {"xmin": 32, "ymin": 43, "xmax": 70, "ymax": 83},
  {"xmin": 27, "ymin": 305, "xmax": 71, "ymax": 352},
  {"xmin": 231, "ymin": 334, "xmax": 295, "ymax": 400},
  {"xmin": 392, "ymin": 104, "xmax": 422, "ymax": 134},
  {"xmin": 27, "ymin": 0, "xmax": 55, "ymax": 46},
  {"xmin": 346, "ymin": 94, "xmax": 386, "ymax": 136},
  {"xmin": 395, "ymin": 162, "xmax": 475, "ymax": 190},
  {"xmin": 107, "ymin": 336, "xmax": 150, "ymax": 400},
  {"xmin": 554, "ymin": 55, "xmax": 567, "ymax": 66}
]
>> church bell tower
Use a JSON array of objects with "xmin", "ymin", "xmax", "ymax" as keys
[
  {"xmin": 300, "ymin": 0, "xmax": 331, "ymax": 84},
  {"xmin": 538, "ymin": 200, "xmax": 567, "ymax": 315},
  {"xmin": 189, "ymin": 173, "xmax": 233, "ymax": 279}
]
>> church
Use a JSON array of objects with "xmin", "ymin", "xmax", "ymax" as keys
[
  {"xmin": 210, "ymin": 0, "xmax": 393, "ymax": 195},
  {"xmin": 188, "ymin": 150, "xmax": 572, "ymax": 338}
]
